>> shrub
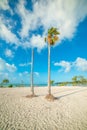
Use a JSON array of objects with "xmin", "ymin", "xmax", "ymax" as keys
[
  {"xmin": 8, "ymin": 84, "xmax": 13, "ymax": 88},
  {"xmin": 0, "ymin": 85, "xmax": 3, "ymax": 88}
]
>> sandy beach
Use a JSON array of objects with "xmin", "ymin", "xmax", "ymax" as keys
[{"xmin": 0, "ymin": 86, "xmax": 87, "ymax": 130}]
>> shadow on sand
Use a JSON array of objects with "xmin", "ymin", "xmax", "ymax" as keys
[
  {"xmin": 54, "ymin": 88, "xmax": 87, "ymax": 100},
  {"xmin": 25, "ymin": 87, "xmax": 87, "ymax": 101}
]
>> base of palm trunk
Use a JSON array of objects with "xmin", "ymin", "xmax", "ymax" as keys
[
  {"xmin": 26, "ymin": 94, "xmax": 37, "ymax": 98},
  {"xmin": 45, "ymin": 94, "xmax": 57, "ymax": 101}
]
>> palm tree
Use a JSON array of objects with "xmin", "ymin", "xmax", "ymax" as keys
[
  {"xmin": 50, "ymin": 80, "xmax": 55, "ymax": 86},
  {"xmin": 72, "ymin": 76, "xmax": 78, "ymax": 86},
  {"xmin": 45, "ymin": 27, "xmax": 60, "ymax": 101},
  {"xmin": 26, "ymin": 48, "xmax": 36, "ymax": 98},
  {"xmin": 2, "ymin": 79, "xmax": 9, "ymax": 87},
  {"xmin": 31, "ymin": 48, "xmax": 34, "ymax": 95},
  {"xmin": 2, "ymin": 79, "xmax": 9, "ymax": 84}
]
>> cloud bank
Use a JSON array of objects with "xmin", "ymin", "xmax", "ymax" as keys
[
  {"xmin": 0, "ymin": 0, "xmax": 87, "ymax": 51},
  {"xmin": 0, "ymin": 58, "xmax": 17, "ymax": 72},
  {"xmin": 54, "ymin": 57, "xmax": 87, "ymax": 73},
  {"xmin": 75, "ymin": 57, "xmax": 87, "ymax": 71},
  {"xmin": 54, "ymin": 61, "xmax": 71, "ymax": 72},
  {"xmin": 17, "ymin": 0, "xmax": 87, "ymax": 45}
]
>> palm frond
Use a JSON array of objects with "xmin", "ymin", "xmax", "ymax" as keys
[{"xmin": 48, "ymin": 27, "xmax": 60, "ymax": 35}]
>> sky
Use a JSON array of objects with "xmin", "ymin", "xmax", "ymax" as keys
[{"xmin": 0, "ymin": 0, "xmax": 87, "ymax": 84}]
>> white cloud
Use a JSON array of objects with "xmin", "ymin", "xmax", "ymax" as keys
[
  {"xmin": 17, "ymin": 0, "xmax": 87, "ymax": 42},
  {"xmin": 19, "ymin": 71, "xmax": 39, "ymax": 79},
  {"xmin": 6, "ymin": 63, "xmax": 17, "ymax": 72},
  {"xmin": 0, "ymin": 17, "xmax": 20, "ymax": 46},
  {"xmin": 54, "ymin": 57, "xmax": 87, "ymax": 72},
  {"xmin": 16, "ymin": 0, "xmax": 36, "ymax": 38},
  {"xmin": 0, "ymin": 0, "xmax": 10, "ymax": 10},
  {"xmin": 0, "ymin": 58, "xmax": 17, "ymax": 72},
  {"xmin": 34, "ymin": 72, "xmax": 39, "ymax": 76},
  {"xmin": 5, "ymin": 49, "xmax": 14, "ymax": 58},
  {"xmin": 19, "ymin": 62, "xmax": 31, "ymax": 67},
  {"xmin": 21, "ymin": 41, "xmax": 31, "ymax": 49},
  {"xmin": 19, "ymin": 71, "xmax": 29, "ymax": 77},
  {"xmin": 0, "ymin": 0, "xmax": 87, "ymax": 51},
  {"xmin": 30, "ymin": 35, "xmax": 46, "ymax": 51},
  {"xmin": 0, "ymin": 58, "xmax": 5, "ymax": 71},
  {"xmin": 33, "ymin": 0, "xmax": 87, "ymax": 41},
  {"xmin": 0, "ymin": 0, "xmax": 13, "ymax": 15},
  {"xmin": 75, "ymin": 57, "xmax": 87, "ymax": 71},
  {"xmin": 54, "ymin": 61, "xmax": 71, "ymax": 72},
  {"xmin": 23, "ymin": 71, "xmax": 29, "ymax": 75}
]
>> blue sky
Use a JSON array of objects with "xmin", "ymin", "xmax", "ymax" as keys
[{"xmin": 0, "ymin": 0, "xmax": 87, "ymax": 84}]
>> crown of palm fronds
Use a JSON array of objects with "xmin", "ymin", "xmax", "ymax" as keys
[
  {"xmin": 46, "ymin": 27, "xmax": 60, "ymax": 45},
  {"xmin": 48, "ymin": 27, "xmax": 60, "ymax": 36}
]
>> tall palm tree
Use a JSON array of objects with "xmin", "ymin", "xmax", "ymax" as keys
[{"xmin": 45, "ymin": 27, "xmax": 60, "ymax": 101}]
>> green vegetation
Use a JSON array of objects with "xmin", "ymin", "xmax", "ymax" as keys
[
  {"xmin": 2, "ymin": 79, "xmax": 9, "ymax": 84},
  {"xmin": 0, "ymin": 79, "xmax": 13, "ymax": 88},
  {"xmin": 0, "ymin": 84, "xmax": 3, "ymax": 87},
  {"xmin": 0, "ymin": 79, "xmax": 9, "ymax": 87},
  {"xmin": 72, "ymin": 76, "xmax": 87, "ymax": 86},
  {"xmin": 50, "ymin": 80, "xmax": 54, "ymax": 85},
  {"xmin": 8, "ymin": 84, "xmax": 13, "ymax": 88},
  {"xmin": 57, "ymin": 76, "xmax": 87, "ymax": 86},
  {"xmin": 59, "ymin": 82, "xmax": 68, "ymax": 86}
]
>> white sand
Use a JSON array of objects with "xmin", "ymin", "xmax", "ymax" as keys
[{"xmin": 0, "ymin": 86, "xmax": 87, "ymax": 130}]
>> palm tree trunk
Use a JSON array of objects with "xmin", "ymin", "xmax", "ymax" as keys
[
  {"xmin": 48, "ymin": 43, "xmax": 51, "ymax": 94},
  {"xmin": 31, "ymin": 48, "xmax": 34, "ymax": 95}
]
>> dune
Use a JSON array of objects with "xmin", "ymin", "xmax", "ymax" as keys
[{"xmin": 0, "ymin": 86, "xmax": 87, "ymax": 130}]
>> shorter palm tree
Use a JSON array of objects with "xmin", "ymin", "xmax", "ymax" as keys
[
  {"xmin": 30, "ymin": 48, "xmax": 36, "ymax": 96},
  {"xmin": 26, "ymin": 48, "xmax": 37, "ymax": 98}
]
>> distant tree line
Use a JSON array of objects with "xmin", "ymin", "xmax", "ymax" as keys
[
  {"xmin": 0, "ymin": 76, "xmax": 87, "ymax": 88},
  {"xmin": 56, "ymin": 76, "xmax": 87, "ymax": 86},
  {"xmin": 72, "ymin": 76, "xmax": 87, "ymax": 86}
]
